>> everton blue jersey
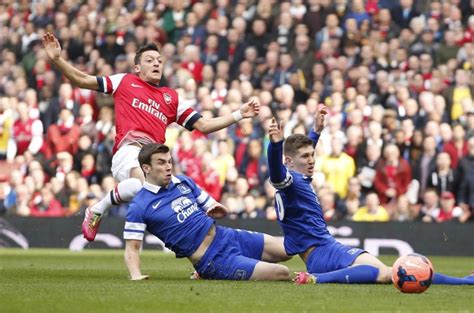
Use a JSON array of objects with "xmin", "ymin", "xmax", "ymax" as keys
[
  {"xmin": 124, "ymin": 175, "xmax": 216, "ymax": 258},
  {"xmin": 267, "ymin": 130, "xmax": 335, "ymax": 256}
]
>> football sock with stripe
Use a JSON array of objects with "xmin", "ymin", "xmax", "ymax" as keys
[{"xmin": 91, "ymin": 178, "xmax": 142, "ymax": 215}]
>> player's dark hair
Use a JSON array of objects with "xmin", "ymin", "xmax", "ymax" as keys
[
  {"xmin": 284, "ymin": 134, "xmax": 313, "ymax": 156},
  {"xmin": 138, "ymin": 143, "xmax": 170, "ymax": 167},
  {"xmin": 134, "ymin": 43, "xmax": 160, "ymax": 65}
]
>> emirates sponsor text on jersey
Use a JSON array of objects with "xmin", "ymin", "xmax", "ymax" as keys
[{"xmin": 131, "ymin": 98, "xmax": 168, "ymax": 123}]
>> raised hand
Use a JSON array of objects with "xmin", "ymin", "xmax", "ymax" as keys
[
  {"xmin": 268, "ymin": 118, "xmax": 284, "ymax": 143},
  {"xmin": 240, "ymin": 98, "xmax": 260, "ymax": 118},
  {"xmin": 42, "ymin": 32, "xmax": 62, "ymax": 61},
  {"xmin": 314, "ymin": 104, "xmax": 328, "ymax": 134},
  {"xmin": 206, "ymin": 203, "xmax": 228, "ymax": 219}
]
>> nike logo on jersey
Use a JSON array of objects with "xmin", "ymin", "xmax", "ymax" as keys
[
  {"xmin": 131, "ymin": 83, "xmax": 143, "ymax": 88},
  {"xmin": 345, "ymin": 275, "xmax": 350, "ymax": 283},
  {"xmin": 405, "ymin": 260, "xmax": 424, "ymax": 269},
  {"xmin": 152, "ymin": 200, "xmax": 162, "ymax": 209}
]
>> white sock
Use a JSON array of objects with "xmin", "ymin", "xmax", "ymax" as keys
[{"xmin": 91, "ymin": 178, "xmax": 143, "ymax": 215}]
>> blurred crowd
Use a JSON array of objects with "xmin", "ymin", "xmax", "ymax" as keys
[{"xmin": 0, "ymin": 0, "xmax": 473, "ymax": 223}]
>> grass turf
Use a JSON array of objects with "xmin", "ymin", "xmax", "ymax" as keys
[{"xmin": 0, "ymin": 249, "xmax": 473, "ymax": 313}]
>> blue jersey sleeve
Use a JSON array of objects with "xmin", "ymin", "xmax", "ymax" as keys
[
  {"xmin": 267, "ymin": 141, "xmax": 293, "ymax": 189},
  {"xmin": 123, "ymin": 200, "xmax": 146, "ymax": 241},
  {"xmin": 308, "ymin": 129, "xmax": 321, "ymax": 147}
]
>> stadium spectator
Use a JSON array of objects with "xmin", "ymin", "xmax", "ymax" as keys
[
  {"xmin": 426, "ymin": 152, "xmax": 456, "ymax": 195},
  {"xmin": 45, "ymin": 108, "xmax": 80, "ymax": 157},
  {"xmin": 443, "ymin": 123, "xmax": 468, "ymax": 168},
  {"xmin": 392, "ymin": 195, "xmax": 418, "ymax": 221},
  {"xmin": 412, "ymin": 136, "xmax": 438, "ymax": 198},
  {"xmin": 344, "ymin": 177, "xmax": 364, "ymax": 219},
  {"xmin": 317, "ymin": 136, "xmax": 356, "ymax": 199},
  {"xmin": 391, "ymin": 0, "xmax": 420, "ymax": 29},
  {"xmin": 352, "ymin": 192, "xmax": 390, "ymax": 222},
  {"xmin": 246, "ymin": 18, "xmax": 272, "ymax": 58},
  {"xmin": 315, "ymin": 13, "xmax": 343, "ymax": 49},
  {"xmin": 436, "ymin": 30, "xmax": 460, "ymax": 66},
  {"xmin": 12, "ymin": 101, "xmax": 43, "ymax": 158},
  {"xmin": 319, "ymin": 184, "xmax": 347, "ymax": 221},
  {"xmin": 374, "ymin": 144, "xmax": 412, "ymax": 205},
  {"xmin": 29, "ymin": 184, "xmax": 65, "ymax": 217},
  {"xmin": 291, "ymin": 34, "xmax": 314, "ymax": 82},
  {"xmin": 437, "ymin": 191, "xmax": 466, "ymax": 223},
  {"xmin": 418, "ymin": 188, "xmax": 441, "ymax": 223}
]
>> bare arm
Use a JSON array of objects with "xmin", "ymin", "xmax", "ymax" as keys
[
  {"xmin": 193, "ymin": 98, "xmax": 260, "ymax": 134},
  {"xmin": 42, "ymin": 32, "xmax": 98, "ymax": 90},
  {"xmin": 124, "ymin": 239, "xmax": 149, "ymax": 281}
]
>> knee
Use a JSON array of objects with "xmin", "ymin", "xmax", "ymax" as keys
[
  {"xmin": 276, "ymin": 264, "xmax": 291, "ymax": 281},
  {"xmin": 377, "ymin": 266, "xmax": 392, "ymax": 283}
]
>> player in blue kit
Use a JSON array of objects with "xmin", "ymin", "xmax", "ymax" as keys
[
  {"xmin": 267, "ymin": 106, "xmax": 474, "ymax": 285},
  {"xmin": 124, "ymin": 143, "xmax": 291, "ymax": 281}
]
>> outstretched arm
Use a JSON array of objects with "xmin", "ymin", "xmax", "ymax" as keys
[
  {"xmin": 192, "ymin": 98, "xmax": 260, "ymax": 134},
  {"xmin": 124, "ymin": 239, "xmax": 149, "ymax": 281},
  {"xmin": 267, "ymin": 118, "xmax": 290, "ymax": 187},
  {"xmin": 308, "ymin": 105, "xmax": 328, "ymax": 147},
  {"xmin": 42, "ymin": 32, "xmax": 98, "ymax": 90}
]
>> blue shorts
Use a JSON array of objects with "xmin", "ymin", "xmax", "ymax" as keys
[
  {"xmin": 194, "ymin": 226, "xmax": 265, "ymax": 280},
  {"xmin": 306, "ymin": 241, "xmax": 366, "ymax": 273}
]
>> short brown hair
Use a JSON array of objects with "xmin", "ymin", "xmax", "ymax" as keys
[
  {"xmin": 283, "ymin": 134, "xmax": 313, "ymax": 156},
  {"xmin": 138, "ymin": 143, "xmax": 170, "ymax": 168},
  {"xmin": 134, "ymin": 43, "xmax": 160, "ymax": 65}
]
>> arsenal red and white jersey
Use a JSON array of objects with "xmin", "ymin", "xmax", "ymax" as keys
[{"xmin": 97, "ymin": 73, "xmax": 201, "ymax": 153}]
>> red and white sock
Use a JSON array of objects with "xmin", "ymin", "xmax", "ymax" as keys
[{"xmin": 91, "ymin": 178, "xmax": 143, "ymax": 215}]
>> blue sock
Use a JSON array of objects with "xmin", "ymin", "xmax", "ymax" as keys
[
  {"xmin": 313, "ymin": 265, "xmax": 379, "ymax": 284},
  {"xmin": 432, "ymin": 273, "xmax": 474, "ymax": 285}
]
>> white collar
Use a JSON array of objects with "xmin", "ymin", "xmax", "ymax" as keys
[{"xmin": 143, "ymin": 176, "xmax": 181, "ymax": 193}]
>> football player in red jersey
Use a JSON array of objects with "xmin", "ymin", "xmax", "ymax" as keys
[{"xmin": 42, "ymin": 32, "xmax": 260, "ymax": 242}]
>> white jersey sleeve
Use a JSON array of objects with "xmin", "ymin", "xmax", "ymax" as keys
[
  {"xmin": 175, "ymin": 93, "xmax": 201, "ymax": 130},
  {"xmin": 96, "ymin": 73, "xmax": 127, "ymax": 94}
]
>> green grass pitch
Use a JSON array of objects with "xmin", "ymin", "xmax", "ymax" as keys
[{"xmin": 0, "ymin": 249, "xmax": 473, "ymax": 313}]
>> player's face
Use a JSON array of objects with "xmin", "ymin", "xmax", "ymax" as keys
[
  {"xmin": 287, "ymin": 145, "xmax": 315, "ymax": 177},
  {"xmin": 145, "ymin": 152, "xmax": 173, "ymax": 187},
  {"xmin": 135, "ymin": 50, "xmax": 163, "ymax": 84}
]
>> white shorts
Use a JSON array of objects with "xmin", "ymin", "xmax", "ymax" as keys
[{"xmin": 111, "ymin": 145, "xmax": 141, "ymax": 182}]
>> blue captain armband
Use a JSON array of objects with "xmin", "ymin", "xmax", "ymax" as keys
[{"xmin": 270, "ymin": 170, "xmax": 294, "ymax": 190}]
